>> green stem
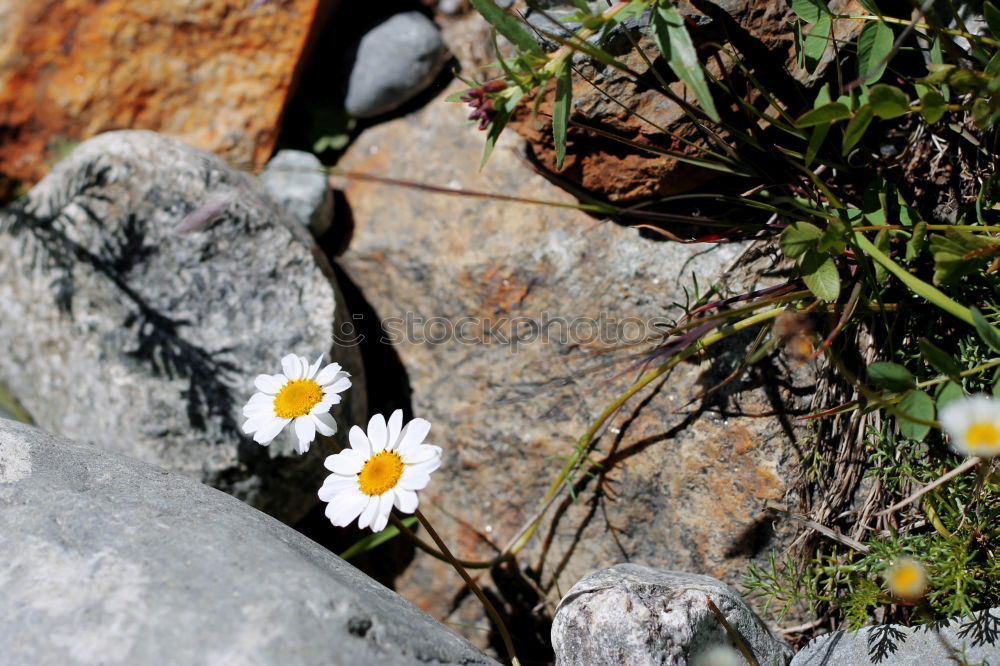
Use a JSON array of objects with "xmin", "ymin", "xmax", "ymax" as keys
[
  {"xmin": 414, "ymin": 509, "xmax": 521, "ymax": 666},
  {"xmin": 853, "ymin": 232, "xmax": 973, "ymax": 325}
]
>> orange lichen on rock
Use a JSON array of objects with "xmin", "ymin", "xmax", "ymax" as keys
[{"xmin": 0, "ymin": 0, "xmax": 324, "ymax": 192}]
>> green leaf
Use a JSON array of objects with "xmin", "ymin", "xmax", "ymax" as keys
[
  {"xmin": 868, "ymin": 361, "xmax": 916, "ymax": 392},
  {"xmin": 919, "ymin": 90, "xmax": 946, "ymax": 124},
  {"xmin": 805, "ymin": 86, "xmax": 832, "ymax": 166},
  {"xmin": 339, "ymin": 516, "xmax": 419, "ymax": 559},
  {"xmin": 791, "ymin": 0, "xmax": 832, "ymax": 23},
  {"xmin": 856, "ymin": 21, "xmax": 894, "ymax": 84},
  {"xmin": 842, "ymin": 104, "xmax": 874, "ymax": 154},
  {"xmin": 971, "ymin": 97, "xmax": 1000, "ymax": 130},
  {"xmin": 650, "ymin": 4, "xmax": 720, "ymax": 121},
  {"xmin": 937, "ymin": 380, "xmax": 965, "ymax": 408},
  {"xmin": 800, "ymin": 248, "xmax": 841, "ymax": 301},
  {"xmin": 480, "ymin": 87, "xmax": 523, "ymax": 167},
  {"xmin": 818, "ymin": 217, "xmax": 848, "ymax": 254},
  {"xmin": 797, "ymin": 102, "xmax": 852, "ymax": 127},
  {"xmin": 469, "ymin": 0, "xmax": 544, "ymax": 55},
  {"xmin": 857, "ymin": 0, "xmax": 880, "ymax": 13},
  {"xmin": 873, "ymin": 228, "xmax": 889, "ymax": 283},
  {"xmin": 930, "ymin": 227, "xmax": 1000, "ymax": 285},
  {"xmin": 553, "ymin": 65, "xmax": 572, "ymax": 170},
  {"xmin": 868, "ymin": 84, "xmax": 910, "ymax": 119},
  {"xmin": 780, "ymin": 221, "xmax": 823, "ymax": 258},
  {"xmin": 986, "ymin": 1, "xmax": 1000, "ymax": 39},
  {"xmin": 905, "ymin": 221, "xmax": 928, "ymax": 260},
  {"xmin": 803, "ymin": 14, "xmax": 832, "ymax": 74},
  {"xmin": 793, "ymin": 19, "xmax": 805, "ymax": 69},
  {"xmin": 918, "ymin": 338, "xmax": 962, "ymax": 378},
  {"xmin": 971, "ymin": 307, "xmax": 1000, "ymax": 353},
  {"xmin": 897, "ymin": 389, "xmax": 934, "ymax": 441}
]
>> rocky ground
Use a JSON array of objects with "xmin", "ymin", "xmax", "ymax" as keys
[{"xmin": 0, "ymin": 1, "xmax": 997, "ymax": 665}]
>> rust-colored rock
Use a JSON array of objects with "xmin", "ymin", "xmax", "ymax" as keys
[
  {"xmin": 0, "ymin": 0, "xmax": 328, "ymax": 195},
  {"xmin": 495, "ymin": 0, "xmax": 865, "ymax": 202}
]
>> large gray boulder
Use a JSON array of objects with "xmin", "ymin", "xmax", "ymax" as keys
[
  {"xmin": 0, "ymin": 130, "xmax": 364, "ymax": 525},
  {"xmin": 551, "ymin": 564, "xmax": 791, "ymax": 666},
  {"xmin": 790, "ymin": 610, "xmax": 1000, "ymax": 665},
  {"xmin": 0, "ymin": 418, "xmax": 498, "ymax": 666}
]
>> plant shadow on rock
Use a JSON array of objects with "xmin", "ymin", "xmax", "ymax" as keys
[{"xmin": 1, "ymin": 161, "xmax": 245, "ymax": 445}]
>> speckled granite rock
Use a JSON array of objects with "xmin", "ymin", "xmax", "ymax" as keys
[
  {"xmin": 0, "ymin": 418, "xmax": 498, "ymax": 666},
  {"xmin": 336, "ymin": 84, "xmax": 808, "ymax": 646},
  {"xmin": 551, "ymin": 564, "xmax": 791, "ymax": 666},
  {"xmin": 790, "ymin": 610, "xmax": 1000, "ymax": 666},
  {"xmin": 0, "ymin": 130, "xmax": 364, "ymax": 525}
]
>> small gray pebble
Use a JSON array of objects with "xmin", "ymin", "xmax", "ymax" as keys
[
  {"xmin": 344, "ymin": 12, "xmax": 450, "ymax": 119},
  {"xmin": 260, "ymin": 149, "xmax": 334, "ymax": 237}
]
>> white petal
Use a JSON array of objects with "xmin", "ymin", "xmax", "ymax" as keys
[
  {"xmin": 348, "ymin": 425, "xmax": 372, "ymax": 455},
  {"xmin": 393, "ymin": 488, "xmax": 418, "ymax": 513},
  {"xmin": 315, "ymin": 363, "xmax": 344, "ymax": 386},
  {"xmin": 254, "ymin": 374, "xmax": 285, "ymax": 394},
  {"xmin": 387, "ymin": 410, "xmax": 404, "ymax": 448},
  {"xmin": 294, "ymin": 416, "xmax": 316, "ymax": 453},
  {"xmin": 307, "ymin": 354, "xmax": 324, "ymax": 379},
  {"xmin": 318, "ymin": 474, "xmax": 358, "ymax": 501},
  {"xmin": 243, "ymin": 404, "xmax": 275, "ymax": 420},
  {"xmin": 367, "ymin": 414, "xmax": 388, "ymax": 453},
  {"xmin": 281, "ymin": 354, "xmax": 303, "ymax": 380},
  {"xmin": 357, "ymin": 496, "xmax": 379, "ymax": 529},
  {"xmin": 245, "ymin": 392, "xmax": 273, "ymax": 407},
  {"xmin": 312, "ymin": 412, "xmax": 337, "ymax": 436},
  {"xmin": 397, "ymin": 418, "xmax": 432, "ymax": 455},
  {"xmin": 370, "ymin": 494, "xmax": 394, "ymax": 532},
  {"xmin": 398, "ymin": 467, "xmax": 431, "ymax": 491},
  {"xmin": 324, "ymin": 449, "xmax": 366, "ymax": 475},
  {"xmin": 253, "ymin": 417, "xmax": 289, "ymax": 445},
  {"xmin": 323, "ymin": 375, "xmax": 352, "ymax": 394},
  {"xmin": 401, "ymin": 444, "xmax": 442, "ymax": 466},
  {"xmin": 314, "ymin": 395, "xmax": 341, "ymax": 413},
  {"xmin": 325, "ymin": 490, "xmax": 368, "ymax": 527},
  {"xmin": 242, "ymin": 412, "xmax": 275, "ymax": 434}
]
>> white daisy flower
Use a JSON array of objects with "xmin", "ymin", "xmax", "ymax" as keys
[
  {"xmin": 938, "ymin": 394, "xmax": 1000, "ymax": 458},
  {"xmin": 319, "ymin": 410, "xmax": 442, "ymax": 533},
  {"xmin": 241, "ymin": 353, "xmax": 351, "ymax": 454}
]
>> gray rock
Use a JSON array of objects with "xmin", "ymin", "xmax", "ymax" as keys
[
  {"xmin": 0, "ymin": 418, "xmax": 498, "ymax": 666},
  {"xmin": 790, "ymin": 610, "xmax": 1000, "ymax": 666},
  {"xmin": 0, "ymin": 130, "xmax": 365, "ymax": 525},
  {"xmin": 551, "ymin": 564, "xmax": 792, "ymax": 666},
  {"xmin": 336, "ymin": 85, "xmax": 806, "ymax": 642},
  {"xmin": 344, "ymin": 12, "xmax": 450, "ymax": 118},
  {"xmin": 260, "ymin": 149, "xmax": 334, "ymax": 237}
]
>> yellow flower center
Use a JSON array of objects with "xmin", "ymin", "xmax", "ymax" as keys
[
  {"xmin": 358, "ymin": 452, "xmax": 404, "ymax": 496},
  {"xmin": 273, "ymin": 380, "xmax": 323, "ymax": 419},
  {"xmin": 887, "ymin": 560, "xmax": 926, "ymax": 599},
  {"xmin": 965, "ymin": 422, "xmax": 1000, "ymax": 451}
]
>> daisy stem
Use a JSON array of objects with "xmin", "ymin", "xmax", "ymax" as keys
[
  {"xmin": 388, "ymin": 514, "xmax": 494, "ymax": 569},
  {"xmin": 502, "ymin": 306, "xmax": 786, "ymax": 558},
  {"xmin": 414, "ymin": 509, "xmax": 521, "ymax": 666}
]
